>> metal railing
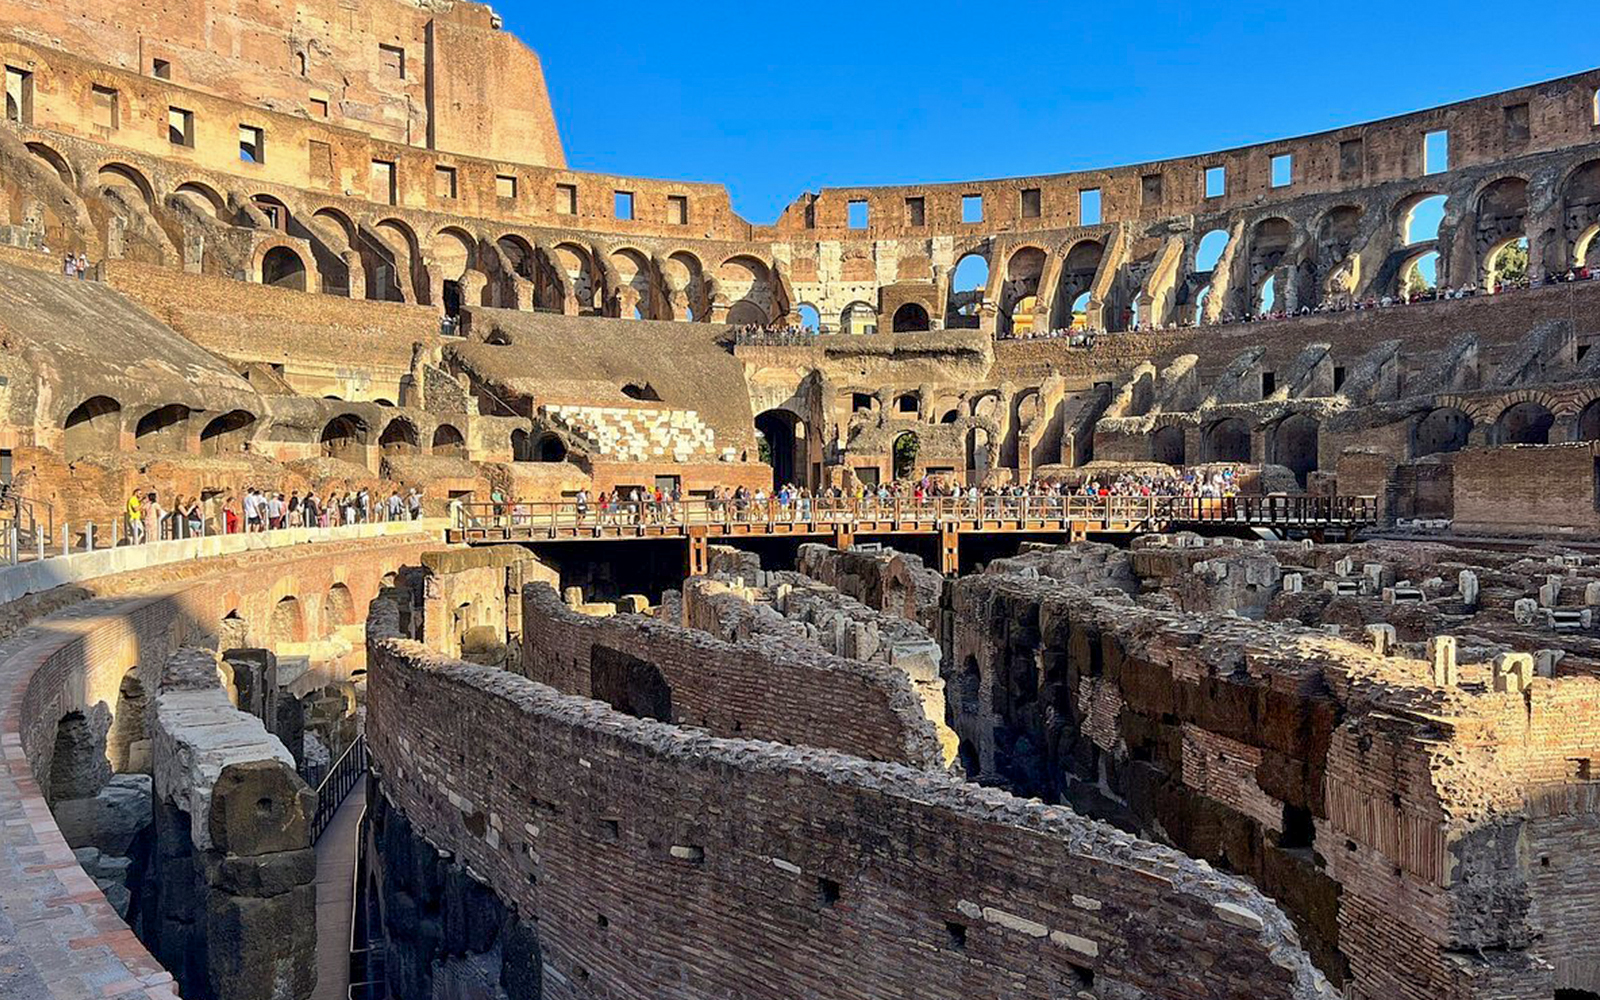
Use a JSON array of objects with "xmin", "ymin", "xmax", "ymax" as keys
[
  {"xmin": 452, "ymin": 493, "xmax": 1380, "ymax": 537},
  {"xmin": 311, "ymin": 733, "xmax": 369, "ymax": 843},
  {"xmin": 0, "ymin": 488, "xmax": 54, "ymax": 565}
]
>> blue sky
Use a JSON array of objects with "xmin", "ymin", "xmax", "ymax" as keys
[{"xmin": 497, "ymin": 1, "xmax": 1595, "ymax": 225}]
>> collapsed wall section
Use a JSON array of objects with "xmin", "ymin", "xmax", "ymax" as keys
[
  {"xmin": 945, "ymin": 568, "xmax": 1600, "ymax": 1000},
  {"xmin": 366, "ymin": 598, "xmax": 1338, "ymax": 1000},
  {"xmin": 520, "ymin": 582, "xmax": 942, "ymax": 768}
]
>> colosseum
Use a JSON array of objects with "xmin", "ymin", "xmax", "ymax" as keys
[{"xmin": 0, "ymin": 3, "xmax": 1597, "ymax": 1000}]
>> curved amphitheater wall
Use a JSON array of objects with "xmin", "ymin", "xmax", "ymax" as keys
[{"xmin": 0, "ymin": 527, "xmax": 442, "ymax": 999}]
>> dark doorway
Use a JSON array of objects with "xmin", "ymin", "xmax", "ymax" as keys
[
  {"xmin": 590, "ymin": 645, "xmax": 672, "ymax": 722},
  {"xmin": 756, "ymin": 409, "xmax": 802, "ymax": 487}
]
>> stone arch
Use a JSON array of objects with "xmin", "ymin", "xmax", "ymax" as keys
[
  {"xmin": 1562, "ymin": 160, "xmax": 1600, "ymax": 267},
  {"xmin": 1000, "ymin": 246, "xmax": 1046, "ymax": 335},
  {"xmin": 251, "ymin": 194, "xmax": 290, "ymax": 231},
  {"xmin": 1398, "ymin": 249, "xmax": 1440, "ymax": 297},
  {"xmin": 1412, "ymin": 406, "xmax": 1473, "ymax": 457},
  {"xmin": 1575, "ymin": 398, "xmax": 1600, "ymax": 442},
  {"xmin": 755, "ymin": 408, "xmax": 805, "ymax": 488},
  {"xmin": 260, "ymin": 245, "xmax": 308, "ymax": 290},
  {"xmin": 554, "ymin": 241, "xmax": 597, "ymax": 313},
  {"xmin": 320, "ymin": 413, "xmax": 368, "ymax": 459},
  {"xmin": 373, "ymin": 217, "xmax": 422, "ymax": 302},
  {"xmin": 892, "ymin": 429, "xmax": 921, "ymax": 480},
  {"xmin": 96, "ymin": 162, "xmax": 154, "ymax": 208},
  {"xmin": 199, "ymin": 410, "xmax": 256, "ymax": 455},
  {"xmin": 535, "ymin": 433, "xmax": 567, "ymax": 462},
  {"xmin": 796, "ymin": 302, "xmax": 821, "ymax": 332},
  {"xmin": 1269, "ymin": 413, "xmax": 1320, "ymax": 486},
  {"xmin": 1397, "ymin": 192, "xmax": 1446, "ymax": 245},
  {"xmin": 839, "ymin": 300, "xmax": 877, "ymax": 336},
  {"xmin": 590, "ymin": 646, "xmax": 672, "ymax": 722},
  {"xmin": 1474, "ymin": 177, "xmax": 1529, "ymax": 275},
  {"xmin": 106, "ymin": 669, "xmax": 148, "ymax": 773},
  {"xmin": 1202, "ymin": 417, "xmax": 1251, "ymax": 463},
  {"xmin": 133, "ymin": 403, "xmax": 191, "ymax": 452},
  {"xmin": 1492, "ymin": 400, "xmax": 1554, "ymax": 445},
  {"xmin": 1484, "ymin": 235, "xmax": 1529, "ymax": 292},
  {"xmin": 662, "ymin": 250, "xmax": 705, "ymax": 320},
  {"xmin": 892, "ymin": 302, "xmax": 930, "ymax": 332},
  {"xmin": 1049, "ymin": 239, "xmax": 1104, "ymax": 329},
  {"xmin": 1248, "ymin": 217, "xmax": 1294, "ymax": 307},
  {"xmin": 312, "ymin": 206, "xmax": 358, "ymax": 248},
  {"xmin": 946, "ymin": 251, "xmax": 990, "ymax": 329},
  {"xmin": 48, "ymin": 711, "xmax": 111, "ymax": 804},
  {"xmin": 1194, "ymin": 229, "xmax": 1231, "ymax": 272},
  {"xmin": 432, "ymin": 423, "xmax": 466, "ymax": 457},
  {"xmin": 379, "ymin": 417, "xmax": 420, "ymax": 455},
  {"xmin": 610, "ymin": 247, "xmax": 655, "ymax": 319},
  {"xmin": 25, "ymin": 141, "xmax": 73, "ymax": 187},
  {"xmin": 1151, "ymin": 424, "xmax": 1186, "ymax": 466},
  {"xmin": 966, "ymin": 426, "xmax": 992, "ymax": 476},
  {"xmin": 271, "ymin": 596, "xmax": 304, "ymax": 645},
  {"xmin": 433, "ymin": 226, "xmax": 477, "ymax": 312},
  {"xmin": 62, "ymin": 396, "xmax": 122, "ymax": 458},
  {"xmin": 323, "ymin": 583, "xmax": 356, "ymax": 629},
  {"xmin": 717, "ymin": 254, "xmax": 773, "ymax": 325},
  {"xmin": 172, "ymin": 180, "xmax": 226, "ymax": 218}
]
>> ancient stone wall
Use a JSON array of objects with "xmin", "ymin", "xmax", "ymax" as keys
[
  {"xmin": 520, "ymin": 582, "xmax": 943, "ymax": 767},
  {"xmin": 367, "ymin": 601, "xmax": 1339, "ymax": 1000},
  {"xmin": 1452, "ymin": 442, "xmax": 1600, "ymax": 534}
]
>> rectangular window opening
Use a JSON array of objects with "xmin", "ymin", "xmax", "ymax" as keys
[
  {"xmin": 556, "ymin": 183, "xmax": 578, "ymax": 215},
  {"xmin": 379, "ymin": 44, "xmax": 406, "ymax": 79},
  {"xmin": 4, "ymin": 67, "xmax": 33, "ymax": 125},
  {"xmin": 1504, "ymin": 103, "xmax": 1530, "ymax": 145},
  {"xmin": 1339, "ymin": 138, "xmax": 1364, "ymax": 180},
  {"xmin": 667, "ymin": 194, "xmax": 688, "ymax": 225},
  {"xmin": 435, "ymin": 165, "xmax": 457, "ymax": 199},
  {"xmin": 1333, "ymin": 365, "xmax": 1346, "ymax": 390},
  {"xmin": 613, "ymin": 190, "xmax": 634, "ymax": 220},
  {"xmin": 309, "ymin": 97, "xmax": 329, "ymax": 118},
  {"xmin": 239, "ymin": 124, "xmax": 265, "ymax": 164},
  {"xmin": 151, "ymin": 58, "xmax": 170, "ymax": 80},
  {"xmin": 496, "ymin": 174, "xmax": 518, "ymax": 199},
  {"xmin": 92, "ymin": 85, "xmax": 119, "ymax": 130},
  {"xmin": 167, "ymin": 107, "xmax": 194, "ymax": 147},
  {"xmin": 1079, "ymin": 187, "xmax": 1102, "ymax": 225},
  {"xmin": 1261, "ymin": 371, "xmax": 1277, "ymax": 396},
  {"xmin": 961, "ymin": 193, "xmax": 983, "ymax": 223},
  {"xmin": 1424, "ymin": 130, "xmax": 1449, "ymax": 175},
  {"xmin": 817, "ymin": 877, "xmax": 840, "ymax": 907},
  {"xmin": 905, "ymin": 196, "xmax": 925, "ymax": 226},
  {"xmin": 1270, "ymin": 153, "xmax": 1293, "ymax": 188},
  {"xmin": 1020, "ymin": 187, "xmax": 1041, "ymax": 219},
  {"xmin": 847, "ymin": 199, "xmax": 868, "ymax": 229},
  {"xmin": 370, "ymin": 159, "xmax": 396, "ymax": 205},
  {"xmin": 1140, "ymin": 173, "xmax": 1163, "ymax": 209},
  {"xmin": 1204, "ymin": 166, "xmax": 1226, "ymax": 199}
]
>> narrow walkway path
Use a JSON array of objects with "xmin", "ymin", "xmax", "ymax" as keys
[{"xmin": 312, "ymin": 781, "xmax": 367, "ymax": 1000}]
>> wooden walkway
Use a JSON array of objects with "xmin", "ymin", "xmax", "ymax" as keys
[{"xmin": 311, "ymin": 781, "xmax": 367, "ymax": 1000}]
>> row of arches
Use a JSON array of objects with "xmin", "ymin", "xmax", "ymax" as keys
[
  {"xmin": 62, "ymin": 397, "xmax": 261, "ymax": 460},
  {"xmin": 1412, "ymin": 399, "xmax": 1600, "ymax": 456},
  {"xmin": 319, "ymin": 415, "xmax": 468, "ymax": 460}
]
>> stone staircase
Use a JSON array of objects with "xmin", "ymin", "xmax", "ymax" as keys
[{"xmin": 541, "ymin": 404, "xmax": 726, "ymax": 463}]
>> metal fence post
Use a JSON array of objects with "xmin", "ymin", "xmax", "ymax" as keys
[{"xmin": 86, "ymin": 522, "xmax": 95, "ymax": 551}]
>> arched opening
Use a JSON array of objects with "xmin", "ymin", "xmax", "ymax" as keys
[
  {"xmin": 1270, "ymin": 414, "xmax": 1320, "ymax": 487},
  {"xmin": 1576, "ymin": 399, "xmax": 1600, "ymax": 442},
  {"xmin": 432, "ymin": 424, "xmax": 466, "ymax": 457},
  {"xmin": 590, "ymin": 645, "xmax": 672, "ymax": 723},
  {"xmin": 894, "ymin": 392, "xmax": 920, "ymax": 415},
  {"xmin": 946, "ymin": 253, "xmax": 989, "ymax": 329},
  {"xmin": 106, "ymin": 670, "xmax": 148, "ymax": 773},
  {"xmin": 1050, "ymin": 240, "xmax": 1105, "ymax": 330},
  {"xmin": 62, "ymin": 396, "xmax": 122, "ymax": 458},
  {"xmin": 893, "ymin": 431, "xmax": 920, "ymax": 480},
  {"xmin": 1009, "ymin": 295, "xmax": 1038, "ymax": 335},
  {"xmin": 251, "ymin": 195, "xmax": 289, "ymax": 230},
  {"xmin": 840, "ymin": 301, "xmax": 876, "ymax": 336},
  {"xmin": 797, "ymin": 303, "xmax": 820, "ymax": 333},
  {"xmin": 48, "ymin": 712, "xmax": 110, "ymax": 803},
  {"xmin": 1248, "ymin": 218, "xmax": 1293, "ymax": 314},
  {"xmin": 1001, "ymin": 247, "xmax": 1046, "ymax": 336},
  {"xmin": 1192, "ymin": 285, "xmax": 1212, "ymax": 324},
  {"xmin": 1400, "ymin": 251, "xmax": 1440, "ymax": 299},
  {"xmin": 261, "ymin": 246, "xmax": 307, "ymax": 290},
  {"xmin": 966, "ymin": 427, "xmax": 991, "ymax": 476},
  {"xmin": 198, "ymin": 410, "xmax": 256, "ymax": 455},
  {"xmin": 536, "ymin": 434, "xmax": 567, "ymax": 463},
  {"xmin": 555, "ymin": 243, "xmax": 597, "ymax": 314},
  {"xmin": 1400, "ymin": 194, "xmax": 1446, "ymax": 245},
  {"xmin": 1493, "ymin": 400, "xmax": 1554, "ymax": 445},
  {"xmin": 26, "ymin": 143, "xmax": 74, "ymax": 187},
  {"xmin": 96, "ymin": 163, "xmax": 155, "ymax": 209},
  {"xmin": 662, "ymin": 251, "xmax": 705, "ymax": 320},
  {"xmin": 511, "ymin": 429, "xmax": 533, "ymax": 462},
  {"xmin": 173, "ymin": 181, "xmax": 226, "ymax": 218},
  {"xmin": 323, "ymin": 583, "xmax": 355, "ymax": 630},
  {"xmin": 379, "ymin": 419, "xmax": 420, "ymax": 455},
  {"xmin": 1562, "ymin": 160, "xmax": 1600, "ymax": 267},
  {"xmin": 271, "ymin": 596, "xmax": 304, "ymax": 645},
  {"xmin": 1486, "ymin": 236, "xmax": 1529, "ymax": 292},
  {"xmin": 320, "ymin": 414, "xmax": 368, "ymax": 460},
  {"xmin": 892, "ymin": 302, "xmax": 930, "ymax": 332},
  {"xmin": 1151, "ymin": 425, "xmax": 1186, "ymax": 466},
  {"xmin": 1195, "ymin": 229, "xmax": 1231, "ymax": 272},
  {"xmin": 134, "ymin": 404, "xmax": 191, "ymax": 452},
  {"xmin": 621, "ymin": 383, "xmax": 661, "ymax": 402},
  {"xmin": 1412, "ymin": 407, "xmax": 1473, "ymax": 457},
  {"xmin": 755, "ymin": 409, "xmax": 804, "ymax": 488},
  {"xmin": 611, "ymin": 247, "xmax": 655, "ymax": 319},
  {"xmin": 718, "ymin": 255, "xmax": 773, "ymax": 327},
  {"xmin": 1203, "ymin": 418, "xmax": 1251, "ymax": 463}
]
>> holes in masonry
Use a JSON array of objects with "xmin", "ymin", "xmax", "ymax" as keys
[
  {"xmin": 1070, "ymin": 963, "xmax": 1095, "ymax": 988},
  {"xmin": 596, "ymin": 914, "xmax": 609, "ymax": 928},
  {"xmin": 945, "ymin": 921, "xmax": 967, "ymax": 950},
  {"xmin": 600, "ymin": 818, "xmax": 619, "ymax": 841},
  {"xmin": 817, "ymin": 877, "xmax": 841, "ymax": 907},
  {"xmin": 255, "ymin": 797, "xmax": 274, "ymax": 817}
]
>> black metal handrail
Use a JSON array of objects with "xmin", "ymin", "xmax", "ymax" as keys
[{"xmin": 311, "ymin": 733, "xmax": 368, "ymax": 843}]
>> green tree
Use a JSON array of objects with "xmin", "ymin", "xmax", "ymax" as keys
[
  {"xmin": 1492, "ymin": 241, "xmax": 1528, "ymax": 287},
  {"xmin": 893, "ymin": 432, "xmax": 920, "ymax": 480}
]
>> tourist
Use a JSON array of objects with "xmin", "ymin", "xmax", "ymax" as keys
[
  {"xmin": 63, "ymin": 253, "xmax": 77, "ymax": 278},
  {"xmin": 76, "ymin": 252, "xmax": 89, "ymax": 279},
  {"xmin": 406, "ymin": 488, "xmax": 422, "ymax": 520},
  {"xmin": 222, "ymin": 496, "xmax": 240, "ymax": 534},
  {"xmin": 387, "ymin": 490, "xmax": 403, "ymax": 522},
  {"xmin": 126, "ymin": 490, "xmax": 144, "ymax": 545},
  {"xmin": 143, "ymin": 491, "xmax": 163, "ymax": 543}
]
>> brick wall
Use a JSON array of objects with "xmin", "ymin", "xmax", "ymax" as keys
[
  {"xmin": 519, "ymin": 583, "xmax": 941, "ymax": 768},
  {"xmin": 1452, "ymin": 443, "xmax": 1600, "ymax": 535},
  {"xmin": 366, "ymin": 607, "xmax": 1338, "ymax": 1000}
]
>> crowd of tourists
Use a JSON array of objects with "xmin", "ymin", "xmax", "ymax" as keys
[
  {"xmin": 995, "ymin": 326, "xmax": 1103, "ymax": 346},
  {"xmin": 122, "ymin": 485, "xmax": 426, "ymax": 543},
  {"xmin": 731, "ymin": 322, "xmax": 813, "ymax": 346},
  {"xmin": 61, "ymin": 251, "xmax": 93, "ymax": 278}
]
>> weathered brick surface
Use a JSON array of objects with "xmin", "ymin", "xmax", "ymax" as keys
[
  {"xmin": 367, "ymin": 602, "xmax": 1338, "ymax": 1000},
  {"xmin": 521, "ymin": 582, "xmax": 942, "ymax": 768}
]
